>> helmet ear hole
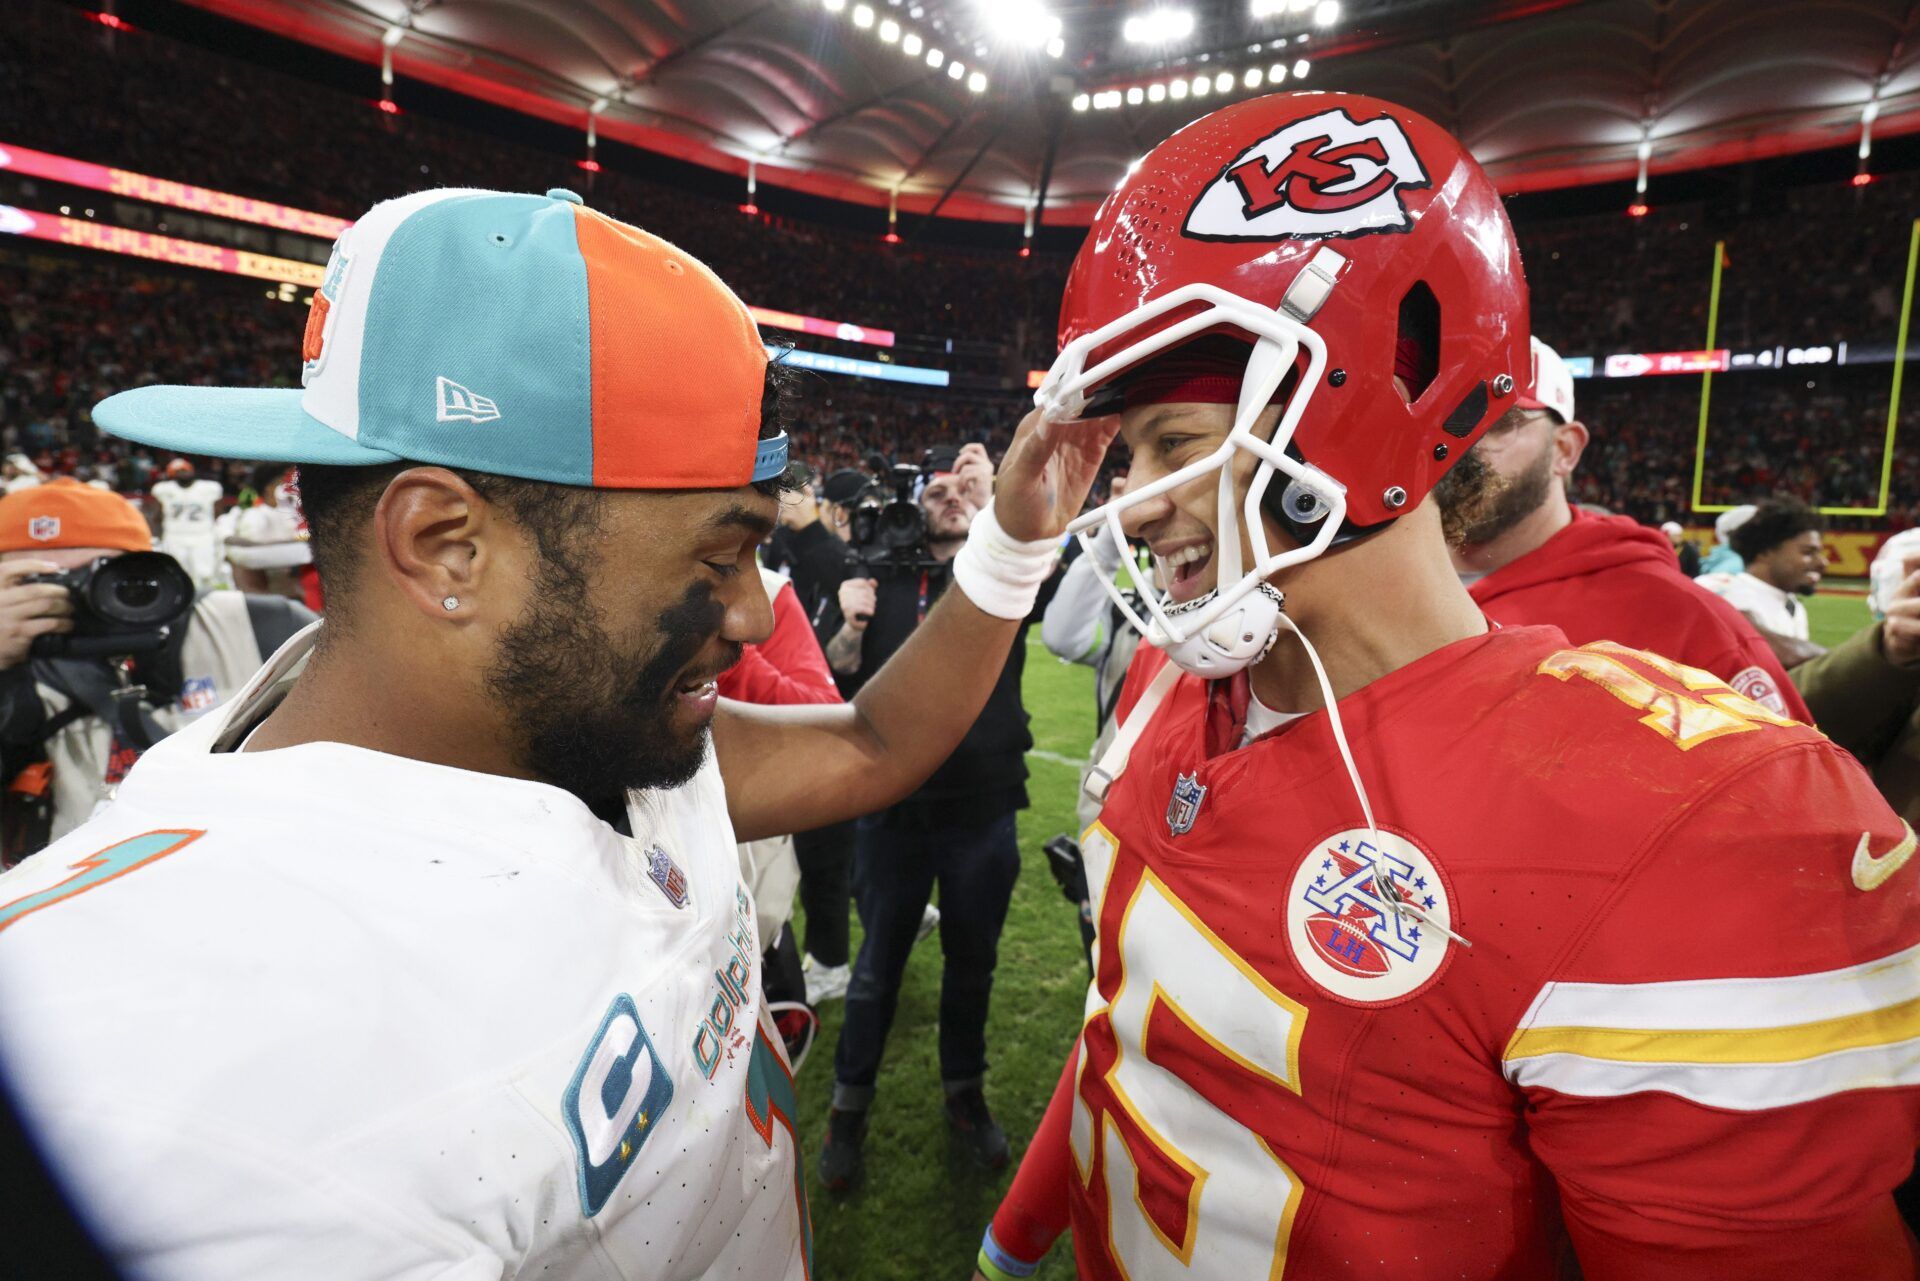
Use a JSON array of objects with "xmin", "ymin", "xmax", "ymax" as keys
[{"xmin": 1395, "ymin": 281, "xmax": 1440, "ymax": 404}]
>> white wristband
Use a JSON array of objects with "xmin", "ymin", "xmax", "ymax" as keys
[{"xmin": 953, "ymin": 500, "xmax": 1060, "ymax": 620}]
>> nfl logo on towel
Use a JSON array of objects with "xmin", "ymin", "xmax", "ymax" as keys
[{"xmin": 1166, "ymin": 772, "xmax": 1207, "ymax": 836}]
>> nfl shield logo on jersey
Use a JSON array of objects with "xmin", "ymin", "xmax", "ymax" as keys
[
  {"xmin": 1166, "ymin": 772, "xmax": 1207, "ymax": 836},
  {"xmin": 1286, "ymin": 828, "xmax": 1456, "ymax": 1005},
  {"xmin": 646, "ymin": 843, "xmax": 689, "ymax": 909}
]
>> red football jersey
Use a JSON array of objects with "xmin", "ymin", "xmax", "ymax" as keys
[
  {"xmin": 1469, "ymin": 507, "xmax": 1809, "ymax": 721},
  {"xmin": 990, "ymin": 627, "xmax": 1920, "ymax": 1280}
]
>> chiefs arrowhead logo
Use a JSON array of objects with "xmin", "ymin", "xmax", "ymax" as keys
[{"xmin": 1184, "ymin": 107, "xmax": 1430, "ymax": 242}]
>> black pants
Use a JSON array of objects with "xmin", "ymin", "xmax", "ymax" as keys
[
  {"xmin": 794, "ymin": 820, "xmax": 855, "ymax": 968},
  {"xmin": 831, "ymin": 808, "xmax": 1021, "ymax": 1109}
]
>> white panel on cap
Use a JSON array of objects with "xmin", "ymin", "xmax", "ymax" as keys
[{"xmin": 300, "ymin": 189, "xmax": 494, "ymax": 441}]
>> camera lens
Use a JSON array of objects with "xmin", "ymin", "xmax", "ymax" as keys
[
  {"xmin": 86, "ymin": 552, "xmax": 194, "ymax": 627},
  {"xmin": 111, "ymin": 575, "xmax": 162, "ymax": 612}
]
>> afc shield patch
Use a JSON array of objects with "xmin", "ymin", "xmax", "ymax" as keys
[
  {"xmin": 1286, "ymin": 827, "xmax": 1455, "ymax": 1006},
  {"xmin": 27, "ymin": 516, "xmax": 58, "ymax": 542},
  {"xmin": 1184, "ymin": 107, "xmax": 1430, "ymax": 242},
  {"xmin": 563, "ymin": 992, "xmax": 675, "ymax": 1218},
  {"xmin": 1166, "ymin": 771, "xmax": 1207, "ymax": 836}
]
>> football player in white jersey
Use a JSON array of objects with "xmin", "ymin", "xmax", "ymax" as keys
[
  {"xmin": 0, "ymin": 187, "xmax": 1100, "ymax": 1280},
  {"xmin": 150, "ymin": 457, "xmax": 226, "ymax": 589}
]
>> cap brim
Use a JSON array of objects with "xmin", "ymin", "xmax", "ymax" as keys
[
  {"xmin": 93, "ymin": 387, "xmax": 403, "ymax": 466},
  {"xmin": 1515, "ymin": 395, "xmax": 1567, "ymax": 424}
]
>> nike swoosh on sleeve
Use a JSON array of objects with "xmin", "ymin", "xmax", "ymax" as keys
[{"xmin": 1853, "ymin": 822, "xmax": 1919, "ymax": 892}]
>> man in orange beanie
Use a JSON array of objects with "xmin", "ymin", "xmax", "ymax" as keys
[{"xmin": 0, "ymin": 479, "xmax": 314, "ymax": 857}]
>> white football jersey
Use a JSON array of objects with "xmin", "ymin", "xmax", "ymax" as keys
[
  {"xmin": 151, "ymin": 477, "xmax": 223, "ymax": 544},
  {"xmin": 1713, "ymin": 570, "xmax": 1812, "ymax": 642},
  {"xmin": 0, "ymin": 625, "xmax": 810, "ymax": 1281}
]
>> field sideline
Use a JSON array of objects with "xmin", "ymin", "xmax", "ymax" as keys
[{"xmin": 792, "ymin": 589, "xmax": 1875, "ymax": 1278}]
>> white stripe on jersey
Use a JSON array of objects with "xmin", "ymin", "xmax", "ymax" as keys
[{"xmin": 1503, "ymin": 941, "xmax": 1920, "ymax": 1109}]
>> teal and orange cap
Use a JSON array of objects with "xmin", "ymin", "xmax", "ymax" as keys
[{"xmin": 92, "ymin": 187, "xmax": 787, "ymax": 488}]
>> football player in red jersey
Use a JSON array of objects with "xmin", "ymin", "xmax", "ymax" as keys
[{"xmin": 974, "ymin": 91, "xmax": 1920, "ymax": 1281}]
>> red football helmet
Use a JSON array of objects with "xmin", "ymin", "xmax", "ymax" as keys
[
  {"xmin": 164, "ymin": 458, "xmax": 194, "ymax": 480},
  {"xmin": 1037, "ymin": 91, "xmax": 1528, "ymax": 676}
]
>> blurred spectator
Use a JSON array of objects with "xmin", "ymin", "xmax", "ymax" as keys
[
  {"xmin": 1713, "ymin": 497, "xmax": 1826, "ymax": 666},
  {"xmin": 719, "ymin": 564, "xmax": 844, "ymax": 1069},
  {"xmin": 1793, "ymin": 532, "xmax": 1920, "ymax": 821},
  {"xmin": 1660, "ymin": 520, "xmax": 1702, "ymax": 576},
  {"xmin": 817, "ymin": 444, "xmax": 1051, "ymax": 1193},
  {"xmin": 0, "ymin": 479, "xmax": 313, "ymax": 857},
  {"xmin": 1441, "ymin": 340, "xmax": 1806, "ymax": 718},
  {"xmin": 1702, "ymin": 504, "xmax": 1757, "ymax": 575}
]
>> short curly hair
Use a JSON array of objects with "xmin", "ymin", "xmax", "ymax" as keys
[{"xmin": 1729, "ymin": 497, "xmax": 1822, "ymax": 563}]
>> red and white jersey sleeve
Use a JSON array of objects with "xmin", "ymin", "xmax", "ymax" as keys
[{"xmin": 1507, "ymin": 735, "xmax": 1920, "ymax": 1277}]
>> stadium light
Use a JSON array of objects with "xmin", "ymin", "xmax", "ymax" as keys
[
  {"xmin": 1289, "ymin": 0, "xmax": 1312, "ymax": 11},
  {"xmin": 1147, "ymin": 82, "xmax": 1166, "ymax": 102},
  {"xmin": 968, "ymin": 70, "xmax": 988, "ymax": 92},
  {"xmin": 1249, "ymin": 0, "xmax": 1287, "ymax": 16},
  {"xmin": 879, "ymin": 18, "xmax": 900, "ymax": 42},
  {"xmin": 1123, "ymin": 9, "xmax": 1195, "ymax": 45},
  {"xmin": 376, "ymin": 97, "xmax": 401, "ymax": 115},
  {"xmin": 927, "ymin": 47, "xmax": 945, "ymax": 67},
  {"xmin": 1313, "ymin": 0, "xmax": 1340, "ymax": 26},
  {"xmin": 1072, "ymin": 92, "xmax": 1090, "ymax": 110},
  {"xmin": 824, "ymin": 0, "xmax": 845, "ymax": 10},
  {"xmin": 852, "ymin": 4, "xmax": 874, "ymax": 28},
  {"xmin": 1214, "ymin": 71, "xmax": 1232, "ymax": 92},
  {"xmin": 903, "ymin": 32, "xmax": 922, "ymax": 54},
  {"xmin": 1169, "ymin": 78, "xmax": 1189, "ymax": 99},
  {"xmin": 1268, "ymin": 63, "xmax": 1286, "ymax": 83},
  {"xmin": 1293, "ymin": 58, "xmax": 1310, "ymax": 78},
  {"xmin": 1853, "ymin": 171, "xmax": 1874, "ymax": 187},
  {"xmin": 1126, "ymin": 86, "xmax": 1143, "ymax": 105},
  {"xmin": 948, "ymin": 59, "xmax": 966, "ymax": 79},
  {"xmin": 1192, "ymin": 74, "xmax": 1210, "ymax": 96},
  {"xmin": 1244, "ymin": 67, "xmax": 1262, "ymax": 88},
  {"xmin": 1046, "ymin": 37, "xmax": 1065, "ymax": 58},
  {"xmin": 1627, "ymin": 202, "xmax": 1649, "ymax": 218},
  {"xmin": 978, "ymin": 0, "xmax": 1062, "ymax": 49}
]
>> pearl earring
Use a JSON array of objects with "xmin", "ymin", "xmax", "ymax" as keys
[{"xmin": 441, "ymin": 596, "xmax": 460, "ymax": 611}]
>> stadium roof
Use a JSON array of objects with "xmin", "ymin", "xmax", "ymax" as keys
[{"xmin": 181, "ymin": 0, "xmax": 1920, "ymax": 228}]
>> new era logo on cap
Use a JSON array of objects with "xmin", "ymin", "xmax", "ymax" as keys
[
  {"xmin": 436, "ymin": 376, "xmax": 500, "ymax": 424},
  {"xmin": 90, "ymin": 187, "xmax": 788, "ymax": 490}
]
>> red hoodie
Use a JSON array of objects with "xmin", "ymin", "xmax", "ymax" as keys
[{"xmin": 1469, "ymin": 507, "xmax": 1810, "ymax": 720}]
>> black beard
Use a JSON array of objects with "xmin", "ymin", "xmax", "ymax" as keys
[{"xmin": 486, "ymin": 567, "xmax": 733, "ymax": 808}]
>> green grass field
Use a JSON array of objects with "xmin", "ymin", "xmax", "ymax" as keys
[{"xmin": 795, "ymin": 590, "xmax": 1877, "ymax": 1278}]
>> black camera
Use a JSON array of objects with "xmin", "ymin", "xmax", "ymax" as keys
[
  {"xmin": 847, "ymin": 446, "xmax": 960, "ymax": 575},
  {"xmin": 27, "ymin": 552, "xmax": 196, "ymax": 659}
]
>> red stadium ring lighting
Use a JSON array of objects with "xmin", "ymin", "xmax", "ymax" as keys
[
  {"xmin": 88, "ymin": 11, "xmax": 130, "ymax": 30},
  {"xmin": 1626, "ymin": 202, "xmax": 1649, "ymax": 218},
  {"xmin": 576, "ymin": 158, "xmax": 602, "ymax": 173},
  {"xmin": 882, "ymin": 231, "xmax": 901, "ymax": 244},
  {"xmin": 1853, "ymin": 171, "xmax": 1874, "ymax": 187},
  {"xmin": 376, "ymin": 97, "xmax": 401, "ymax": 115},
  {"xmin": 739, "ymin": 203, "xmax": 760, "ymax": 215}
]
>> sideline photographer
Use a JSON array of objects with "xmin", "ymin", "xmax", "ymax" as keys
[
  {"xmin": 818, "ymin": 442, "xmax": 1059, "ymax": 1192},
  {"xmin": 0, "ymin": 479, "xmax": 315, "ymax": 859}
]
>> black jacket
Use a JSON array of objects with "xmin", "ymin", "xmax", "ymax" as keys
[
  {"xmin": 838, "ymin": 561, "xmax": 1058, "ymax": 828},
  {"xmin": 781, "ymin": 520, "xmax": 861, "ymax": 645}
]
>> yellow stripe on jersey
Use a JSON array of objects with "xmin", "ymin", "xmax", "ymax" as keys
[
  {"xmin": 1502, "ymin": 943, "xmax": 1920, "ymax": 1110},
  {"xmin": 1505, "ymin": 992, "xmax": 1920, "ymax": 1066}
]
